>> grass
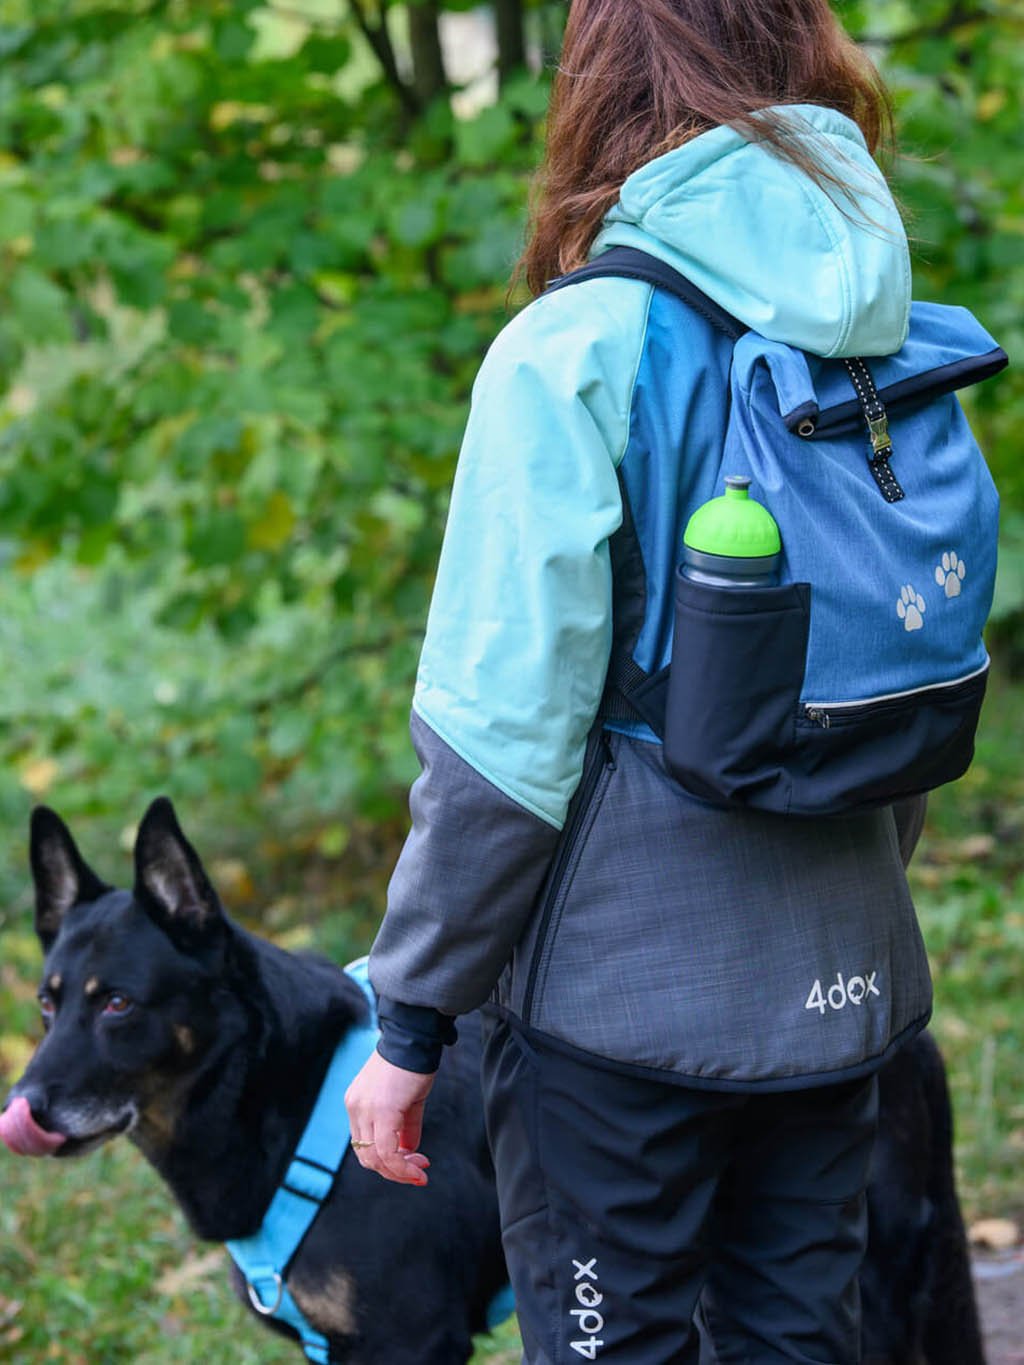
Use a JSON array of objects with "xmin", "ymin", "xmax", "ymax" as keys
[
  {"xmin": 904, "ymin": 668, "xmax": 1024, "ymax": 1223},
  {"xmin": 0, "ymin": 1145, "xmax": 296, "ymax": 1363},
  {"xmin": 1, "ymin": 670, "xmax": 1022, "ymax": 1360}
]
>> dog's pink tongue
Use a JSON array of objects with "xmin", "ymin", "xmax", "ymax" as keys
[{"xmin": 0, "ymin": 1096, "xmax": 66, "ymax": 1156}]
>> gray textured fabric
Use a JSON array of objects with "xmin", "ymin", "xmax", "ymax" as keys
[
  {"xmin": 374, "ymin": 714, "xmax": 931, "ymax": 1086},
  {"xmin": 496, "ymin": 730, "xmax": 933, "ymax": 1085},
  {"xmin": 369, "ymin": 711, "xmax": 560, "ymax": 1016},
  {"xmin": 893, "ymin": 795, "xmax": 928, "ymax": 869}
]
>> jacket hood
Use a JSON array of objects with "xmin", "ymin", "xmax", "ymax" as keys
[{"xmin": 591, "ymin": 104, "xmax": 911, "ymax": 359}]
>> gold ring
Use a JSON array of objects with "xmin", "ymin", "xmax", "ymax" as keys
[{"xmin": 350, "ymin": 1139, "xmax": 374, "ymax": 1150}]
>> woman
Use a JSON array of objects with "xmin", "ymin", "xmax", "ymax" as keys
[{"xmin": 347, "ymin": 2, "xmax": 932, "ymax": 1360}]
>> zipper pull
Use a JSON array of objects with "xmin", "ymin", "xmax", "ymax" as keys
[
  {"xmin": 806, "ymin": 707, "xmax": 831, "ymax": 730},
  {"xmin": 600, "ymin": 731, "xmax": 617, "ymax": 770}
]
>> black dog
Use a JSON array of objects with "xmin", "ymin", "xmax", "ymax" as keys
[
  {"xmin": 860, "ymin": 1029, "xmax": 986, "ymax": 1365},
  {"xmin": 1, "ymin": 799, "xmax": 986, "ymax": 1364},
  {"xmin": 1, "ymin": 799, "xmax": 508, "ymax": 1363}
]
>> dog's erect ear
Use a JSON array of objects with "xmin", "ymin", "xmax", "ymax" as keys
[
  {"xmin": 133, "ymin": 797, "xmax": 223, "ymax": 946},
  {"xmin": 30, "ymin": 807, "xmax": 112, "ymax": 951}
]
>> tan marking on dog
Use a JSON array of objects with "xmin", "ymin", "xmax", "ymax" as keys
[
  {"xmin": 84, "ymin": 976, "xmax": 101, "ymax": 997},
  {"xmin": 174, "ymin": 1025, "xmax": 195, "ymax": 1055},
  {"xmin": 48, "ymin": 973, "xmax": 62, "ymax": 993},
  {"xmin": 290, "ymin": 1269, "xmax": 357, "ymax": 1338},
  {"xmin": 135, "ymin": 1087, "xmax": 186, "ymax": 1157}
]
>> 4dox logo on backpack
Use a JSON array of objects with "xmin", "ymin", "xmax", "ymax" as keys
[{"xmin": 805, "ymin": 970, "xmax": 880, "ymax": 1015}]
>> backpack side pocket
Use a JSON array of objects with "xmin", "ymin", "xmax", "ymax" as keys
[{"xmin": 664, "ymin": 572, "xmax": 811, "ymax": 811}]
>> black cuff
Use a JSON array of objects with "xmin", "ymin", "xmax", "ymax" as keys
[{"xmin": 375, "ymin": 997, "xmax": 458, "ymax": 1075}]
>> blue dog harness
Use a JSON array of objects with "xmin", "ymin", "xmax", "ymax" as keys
[{"xmin": 225, "ymin": 956, "xmax": 515, "ymax": 1363}]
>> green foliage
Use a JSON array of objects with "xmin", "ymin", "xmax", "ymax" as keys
[
  {"xmin": 0, "ymin": 1144, "xmax": 297, "ymax": 1360},
  {"xmin": 0, "ymin": 0, "xmax": 548, "ymax": 856},
  {"xmin": 841, "ymin": 1, "xmax": 1024, "ymax": 502},
  {"xmin": 906, "ymin": 671, "xmax": 1024, "ymax": 1219}
]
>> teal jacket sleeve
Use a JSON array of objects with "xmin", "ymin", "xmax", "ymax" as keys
[{"xmin": 368, "ymin": 278, "xmax": 653, "ymax": 1023}]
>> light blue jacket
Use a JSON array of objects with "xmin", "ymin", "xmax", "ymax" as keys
[{"xmin": 370, "ymin": 106, "xmax": 933, "ymax": 1087}]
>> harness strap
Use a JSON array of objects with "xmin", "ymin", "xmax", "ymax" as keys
[{"xmin": 226, "ymin": 956, "xmax": 379, "ymax": 1364}]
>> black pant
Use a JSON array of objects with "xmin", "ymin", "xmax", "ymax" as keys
[{"xmin": 480, "ymin": 1011, "xmax": 879, "ymax": 1365}]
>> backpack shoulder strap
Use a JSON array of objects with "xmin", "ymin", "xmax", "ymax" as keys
[
  {"xmin": 545, "ymin": 246, "xmax": 749, "ymax": 342},
  {"xmin": 546, "ymin": 247, "xmax": 747, "ymax": 737}
]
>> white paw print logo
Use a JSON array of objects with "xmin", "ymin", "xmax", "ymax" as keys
[
  {"xmin": 897, "ymin": 584, "xmax": 926, "ymax": 632},
  {"xmin": 935, "ymin": 551, "xmax": 966, "ymax": 598}
]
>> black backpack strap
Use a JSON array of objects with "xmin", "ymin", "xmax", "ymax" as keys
[
  {"xmin": 545, "ymin": 247, "xmax": 746, "ymax": 735},
  {"xmin": 600, "ymin": 468, "xmax": 663, "ymax": 734},
  {"xmin": 545, "ymin": 246, "xmax": 749, "ymax": 342}
]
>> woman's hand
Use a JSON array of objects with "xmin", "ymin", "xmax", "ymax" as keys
[{"xmin": 345, "ymin": 1050, "xmax": 436, "ymax": 1185}]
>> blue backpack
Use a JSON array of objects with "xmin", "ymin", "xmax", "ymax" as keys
[{"xmin": 551, "ymin": 248, "xmax": 1008, "ymax": 816}]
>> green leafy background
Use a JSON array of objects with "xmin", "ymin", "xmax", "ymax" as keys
[{"xmin": 0, "ymin": 2, "xmax": 1021, "ymax": 1360}]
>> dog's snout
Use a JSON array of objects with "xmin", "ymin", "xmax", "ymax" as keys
[{"xmin": 7, "ymin": 1083, "xmax": 49, "ymax": 1127}]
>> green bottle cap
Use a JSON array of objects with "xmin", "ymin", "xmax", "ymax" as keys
[{"xmin": 683, "ymin": 476, "xmax": 781, "ymax": 559}]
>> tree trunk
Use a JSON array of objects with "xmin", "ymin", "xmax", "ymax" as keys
[
  {"xmin": 494, "ymin": 0, "xmax": 526, "ymax": 86},
  {"xmin": 537, "ymin": 0, "xmax": 566, "ymax": 70},
  {"xmin": 349, "ymin": 0, "xmax": 419, "ymax": 117},
  {"xmin": 408, "ymin": 0, "xmax": 447, "ymax": 106}
]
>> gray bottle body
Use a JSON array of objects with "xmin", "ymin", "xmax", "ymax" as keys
[{"xmin": 681, "ymin": 546, "xmax": 781, "ymax": 589}]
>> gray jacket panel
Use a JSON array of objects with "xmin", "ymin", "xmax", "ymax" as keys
[
  {"xmin": 373, "ymin": 714, "xmax": 932, "ymax": 1088},
  {"xmin": 495, "ymin": 732, "xmax": 932, "ymax": 1085},
  {"xmin": 369, "ymin": 711, "xmax": 560, "ymax": 1017}
]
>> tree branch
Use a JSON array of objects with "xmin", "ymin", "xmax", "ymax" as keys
[
  {"xmin": 266, "ymin": 1, "xmax": 344, "ymax": 31},
  {"xmin": 250, "ymin": 628, "xmax": 421, "ymax": 714},
  {"xmin": 859, "ymin": 2, "xmax": 992, "ymax": 47},
  {"xmin": 408, "ymin": 0, "xmax": 447, "ymax": 106},
  {"xmin": 348, "ymin": 0, "xmax": 420, "ymax": 117}
]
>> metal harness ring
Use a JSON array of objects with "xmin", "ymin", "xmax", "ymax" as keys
[{"xmin": 247, "ymin": 1272, "xmax": 284, "ymax": 1317}]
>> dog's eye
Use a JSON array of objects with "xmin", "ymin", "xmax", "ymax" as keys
[{"xmin": 102, "ymin": 993, "xmax": 133, "ymax": 1017}]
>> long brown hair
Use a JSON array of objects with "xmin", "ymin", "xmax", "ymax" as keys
[{"xmin": 519, "ymin": 0, "xmax": 894, "ymax": 296}]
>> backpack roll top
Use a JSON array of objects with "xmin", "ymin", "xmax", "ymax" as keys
[
  {"xmin": 663, "ymin": 305, "xmax": 1006, "ymax": 816},
  {"xmin": 778, "ymin": 304, "xmax": 1008, "ymax": 441}
]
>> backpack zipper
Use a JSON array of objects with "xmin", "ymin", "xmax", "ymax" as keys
[
  {"xmin": 521, "ymin": 731, "xmax": 616, "ymax": 1027},
  {"xmin": 801, "ymin": 664, "xmax": 988, "ymax": 730}
]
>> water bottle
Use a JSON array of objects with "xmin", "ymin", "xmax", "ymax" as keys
[{"xmin": 682, "ymin": 476, "xmax": 781, "ymax": 587}]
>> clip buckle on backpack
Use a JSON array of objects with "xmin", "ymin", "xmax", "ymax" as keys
[{"xmin": 548, "ymin": 247, "xmax": 1008, "ymax": 817}]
